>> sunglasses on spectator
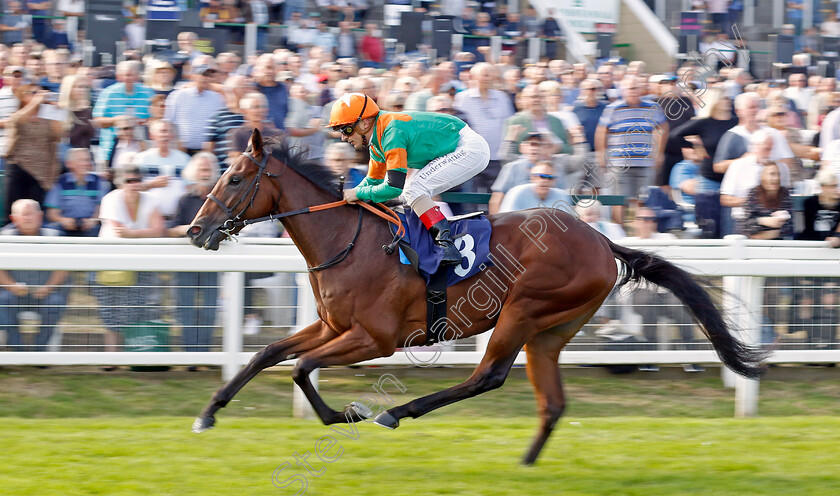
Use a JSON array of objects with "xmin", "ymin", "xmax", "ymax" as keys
[
  {"xmin": 636, "ymin": 216, "xmax": 657, "ymax": 221},
  {"xmin": 118, "ymin": 126, "xmax": 131, "ymax": 130},
  {"xmin": 124, "ymin": 177, "xmax": 142, "ymax": 184},
  {"xmin": 771, "ymin": 111, "xmax": 786, "ymax": 116},
  {"xmin": 531, "ymin": 173, "xmax": 555, "ymax": 179}
]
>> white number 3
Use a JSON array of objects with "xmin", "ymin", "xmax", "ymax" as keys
[{"xmin": 453, "ymin": 234, "xmax": 476, "ymax": 277}]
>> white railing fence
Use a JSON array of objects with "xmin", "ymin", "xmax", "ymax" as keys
[{"xmin": 1, "ymin": 236, "xmax": 839, "ymax": 417}]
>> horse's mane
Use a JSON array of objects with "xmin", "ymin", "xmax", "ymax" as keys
[{"xmin": 263, "ymin": 136, "xmax": 342, "ymax": 199}]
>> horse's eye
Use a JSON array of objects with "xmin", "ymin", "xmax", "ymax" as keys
[{"xmin": 230, "ymin": 176, "xmax": 242, "ymax": 185}]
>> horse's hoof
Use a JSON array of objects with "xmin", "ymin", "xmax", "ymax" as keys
[
  {"xmin": 373, "ymin": 411, "xmax": 399, "ymax": 430},
  {"xmin": 348, "ymin": 401, "xmax": 374, "ymax": 419},
  {"xmin": 192, "ymin": 416, "xmax": 215, "ymax": 433}
]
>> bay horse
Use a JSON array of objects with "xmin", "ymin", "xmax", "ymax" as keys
[{"xmin": 186, "ymin": 130, "xmax": 765, "ymax": 465}]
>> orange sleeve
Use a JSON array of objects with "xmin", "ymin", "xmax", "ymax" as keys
[
  {"xmin": 384, "ymin": 147, "xmax": 408, "ymax": 171},
  {"xmin": 367, "ymin": 159, "xmax": 387, "ymax": 180}
]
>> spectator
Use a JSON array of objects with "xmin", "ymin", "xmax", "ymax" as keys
[
  {"xmin": 799, "ymin": 168, "xmax": 840, "ymax": 242},
  {"xmin": 4, "ymin": 82, "xmax": 63, "ymax": 221},
  {"xmin": 94, "ymin": 166, "xmax": 164, "ymax": 358},
  {"xmin": 576, "ymin": 200, "xmax": 626, "ymax": 240},
  {"xmin": 200, "ymin": 0, "xmax": 241, "ymax": 23},
  {"xmin": 453, "ymin": 62, "xmax": 515, "ymax": 194},
  {"xmin": 490, "ymin": 132, "xmax": 568, "ymax": 213},
  {"xmin": 284, "ymin": 82, "xmax": 323, "ymax": 158},
  {"xmin": 124, "ymin": 15, "xmax": 146, "ymax": 51},
  {"xmin": 40, "ymin": 50, "xmax": 68, "ymax": 93},
  {"xmin": 44, "ymin": 148, "xmax": 106, "ymax": 236},
  {"xmin": 359, "ymin": 22, "xmax": 384, "ymax": 69},
  {"xmin": 92, "ymin": 60, "xmax": 154, "ymax": 164},
  {"xmin": 145, "ymin": 59, "xmax": 177, "ymax": 96},
  {"xmin": 203, "ymin": 75, "xmax": 250, "ymax": 172},
  {"xmin": 167, "ymin": 152, "xmax": 221, "ymax": 355},
  {"xmin": 595, "ymin": 75, "xmax": 668, "ymax": 223},
  {"xmin": 242, "ymin": 0, "xmax": 270, "ymax": 50},
  {"xmin": 721, "ymin": 131, "xmax": 791, "ymax": 227},
  {"xmin": 228, "ymin": 92, "xmax": 282, "ymax": 160},
  {"xmin": 671, "ymin": 88, "xmax": 738, "ymax": 194},
  {"xmin": 0, "ymin": 199, "xmax": 67, "ymax": 351},
  {"xmin": 57, "ymin": 74, "xmax": 95, "ymax": 150},
  {"xmin": 737, "ymin": 162, "xmax": 793, "ymax": 239},
  {"xmin": 324, "ymin": 141, "xmax": 365, "ymax": 187},
  {"xmin": 498, "ymin": 161, "xmax": 575, "ymax": 214},
  {"xmin": 669, "ymin": 145, "xmax": 702, "ymax": 225},
  {"xmin": 0, "ymin": 65, "xmax": 25, "ymax": 171},
  {"xmin": 313, "ymin": 21, "xmax": 337, "ymax": 55},
  {"xmin": 176, "ymin": 32, "xmax": 204, "ymax": 65},
  {"xmin": 572, "ymin": 78, "xmax": 607, "ymax": 152},
  {"xmin": 0, "ymin": 1, "xmax": 29, "ymax": 46},
  {"xmin": 764, "ymin": 103, "xmax": 820, "ymax": 182},
  {"xmin": 501, "ymin": 84, "xmax": 571, "ymax": 159},
  {"xmin": 541, "ymin": 9, "xmax": 562, "ymax": 59},
  {"xmin": 253, "ymin": 53, "xmax": 289, "ymax": 131},
  {"xmin": 108, "ymin": 115, "xmax": 146, "ymax": 170},
  {"xmin": 134, "ymin": 120, "xmax": 190, "ymax": 220},
  {"xmin": 164, "ymin": 64, "xmax": 225, "ymax": 155},
  {"xmin": 25, "ymin": 0, "xmax": 52, "ymax": 45}
]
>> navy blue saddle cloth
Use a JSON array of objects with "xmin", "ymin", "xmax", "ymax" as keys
[{"xmin": 389, "ymin": 208, "xmax": 493, "ymax": 286}]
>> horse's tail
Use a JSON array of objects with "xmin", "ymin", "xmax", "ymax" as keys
[{"xmin": 608, "ymin": 240, "xmax": 767, "ymax": 379}]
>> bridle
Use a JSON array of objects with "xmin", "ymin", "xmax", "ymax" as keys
[
  {"xmin": 207, "ymin": 150, "xmax": 283, "ymax": 238},
  {"xmin": 206, "ymin": 147, "xmax": 404, "ymax": 272}
]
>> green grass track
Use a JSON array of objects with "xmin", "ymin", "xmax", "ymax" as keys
[{"xmin": 3, "ymin": 416, "xmax": 840, "ymax": 495}]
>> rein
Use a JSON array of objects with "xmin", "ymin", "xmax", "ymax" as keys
[{"xmin": 211, "ymin": 150, "xmax": 405, "ymax": 272}]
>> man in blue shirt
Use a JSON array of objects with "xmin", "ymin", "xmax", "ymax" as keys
[
  {"xmin": 253, "ymin": 53, "xmax": 288, "ymax": 130},
  {"xmin": 498, "ymin": 161, "xmax": 575, "ymax": 214},
  {"xmin": 44, "ymin": 148, "xmax": 108, "ymax": 236},
  {"xmin": 92, "ymin": 60, "xmax": 155, "ymax": 163},
  {"xmin": 0, "ymin": 199, "xmax": 67, "ymax": 351}
]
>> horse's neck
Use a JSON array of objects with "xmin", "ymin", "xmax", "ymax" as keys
[{"xmin": 277, "ymin": 182, "xmax": 373, "ymax": 269}]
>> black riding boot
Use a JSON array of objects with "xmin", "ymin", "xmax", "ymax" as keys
[{"xmin": 428, "ymin": 219, "xmax": 462, "ymax": 266}]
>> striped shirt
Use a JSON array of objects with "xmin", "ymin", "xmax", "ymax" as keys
[
  {"xmin": 164, "ymin": 86, "xmax": 226, "ymax": 150},
  {"xmin": 92, "ymin": 82, "xmax": 155, "ymax": 162},
  {"xmin": 203, "ymin": 109, "xmax": 245, "ymax": 172},
  {"xmin": 598, "ymin": 99, "xmax": 666, "ymax": 168}
]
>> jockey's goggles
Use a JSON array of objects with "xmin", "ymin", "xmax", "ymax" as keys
[{"xmin": 333, "ymin": 123, "xmax": 357, "ymax": 136}]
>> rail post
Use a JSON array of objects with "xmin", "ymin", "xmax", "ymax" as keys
[
  {"xmin": 722, "ymin": 236, "xmax": 764, "ymax": 416},
  {"xmin": 222, "ymin": 272, "xmax": 245, "ymax": 381}
]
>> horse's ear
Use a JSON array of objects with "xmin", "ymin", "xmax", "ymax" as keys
[{"xmin": 249, "ymin": 128, "xmax": 263, "ymax": 157}]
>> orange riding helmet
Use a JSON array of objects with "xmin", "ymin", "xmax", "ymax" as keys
[{"xmin": 328, "ymin": 93, "xmax": 380, "ymax": 129}]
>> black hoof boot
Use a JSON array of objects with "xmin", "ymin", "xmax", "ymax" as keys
[
  {"xmin": 192, "ymin": 415, "xmax": 216, "ymax": 433},
  {"xmin": 428, "ymin": 219, "xmax": 461, "ymax": 266},
  {"xmin": 373, "ymin": 411, "xmax": 400, "ymax": 430}
]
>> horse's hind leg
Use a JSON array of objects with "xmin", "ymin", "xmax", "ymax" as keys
[
  {"xmin": 193, "ymin": 320, "xmax": 334, "ymax": 433},
  {"xmin": 373, "ymin": 312, "xmax": 532, "ymax": 429},
  {"xmin": 521, "ymin": 330, "xmax": 570, "ymax": 465}
]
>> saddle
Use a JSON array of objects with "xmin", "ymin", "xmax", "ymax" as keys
[{"xmin": 386, "ymin": 207, "xmax": 493, "ymax": 345}]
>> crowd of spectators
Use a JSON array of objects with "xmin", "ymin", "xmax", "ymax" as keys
[{"xmin": 1, "ymin": 1, "xmax": 840, "ymax": 354}]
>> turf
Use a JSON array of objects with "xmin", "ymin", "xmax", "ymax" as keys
[
  {"xmin": 3, "ymin": 416, "xmax": 839, "ymax": 496},
  {"xmin": 3, "ymin": 366, "xmax": 840, "ymax": 419},
  {"xmin": 3, "ymin": 367, "xmax": 840, "ymax": 495}
]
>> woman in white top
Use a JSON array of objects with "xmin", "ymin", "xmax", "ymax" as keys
[
  {"xmin": 99, "ymin": 166, "xmax": 164, "ymax": 238},
  {"xmin": 94, "ymin": 166, "xmax": 164, "ymax": 363}
]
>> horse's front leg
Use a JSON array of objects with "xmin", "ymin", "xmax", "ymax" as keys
[
  {"xmin": 291, "ymin": 325, "xmax": 390, "ymax": 425},
  {"xmin": 193, "ymin": 320, "xmax": 335, "ymax": 433}
]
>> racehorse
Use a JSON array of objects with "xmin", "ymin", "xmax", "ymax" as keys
[{"xmin": 186, "ymin": 130, "xmax": 766, "ymax": 465}]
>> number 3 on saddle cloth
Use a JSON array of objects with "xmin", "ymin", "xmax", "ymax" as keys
[{"xmin": 388, "ymin": 208, "xmax": 493, "ymax": 345}]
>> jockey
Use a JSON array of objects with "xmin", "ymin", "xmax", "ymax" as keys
[{"xmin": 328, "ymin": 93, "xmax": 490, "ymax": 265}]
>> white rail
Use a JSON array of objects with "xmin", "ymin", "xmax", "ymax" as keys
[{"xmin": 1, "ymin": 236, "xmax": 839, "ymax": 416}]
